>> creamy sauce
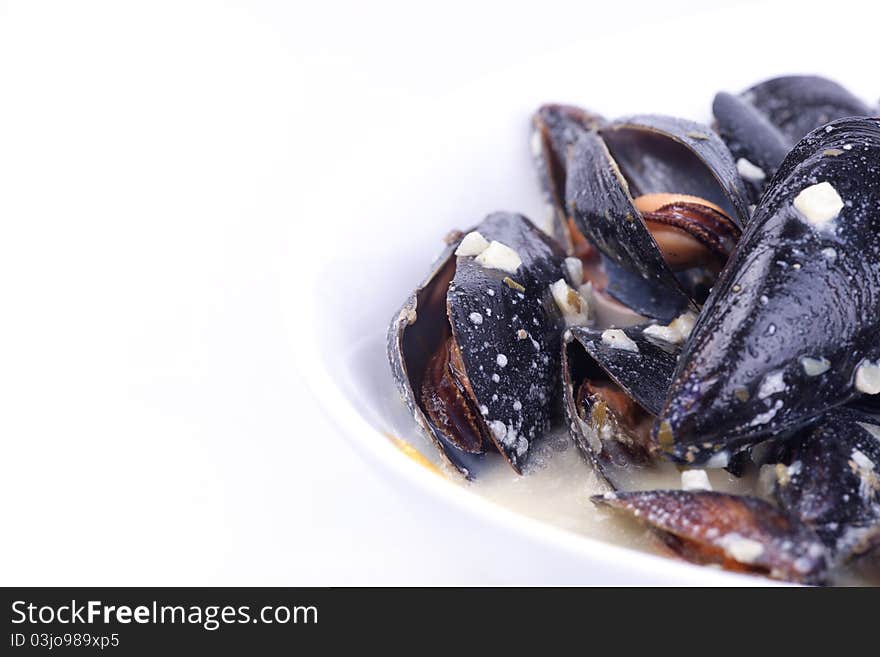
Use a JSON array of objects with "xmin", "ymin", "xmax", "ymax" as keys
[{"xmin": 353, "ymin": 333, "xmax": 880, "ymax": 585}]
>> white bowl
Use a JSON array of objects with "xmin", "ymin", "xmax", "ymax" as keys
[{"xmin": 281, "ymin": 23, "xmax": 878, "ymax": 582}]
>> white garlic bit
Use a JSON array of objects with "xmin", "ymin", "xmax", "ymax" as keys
[
  {"xmin": 792, "ymin": 181, "xmax": 844, "ymax": 230},
  {"xmin": 600, "ymin": 329, "xmax": 639, "ymax": 352},
  {"xmin": 800, "ymin": 356, "xmax": 830, "ymax": 377},
  {"xmin": 643, "ymin": 323, "xmax": 680, "ymax": 344},
  {"xmin": 642, "ymin": 311, "xmax": 698, "ymax": 345},
  {"xmin": 455, "ymin": 231, "xmax": 490, "ymax": 257},
  {"xmin": 855, "ymin": 359, "xmax": 880, "ymax": 394},
  {"xmin": 736, "ymin": 157, "xmax": 766, "ymax": 181},
  {"xmin": 705, "ymin": 450, "xmax": 730, "ymax": 469},
  {"xmin": 671, "ymin": 312, "xmax": 697, "ymax": 340},
  {"xmin": 474, "ymin": 240, "xmax": 522, "ymax": 274},
  {"xmin": 681, "ymin": 469, "xmax": 712, "ymax": 491},
  {"xmin": 549, "ymin": 279, "xmax": 590, "ymax": 327},
  {"xmin": 717, "ymin": 534, "xmax": 765, "ymax": 564}
]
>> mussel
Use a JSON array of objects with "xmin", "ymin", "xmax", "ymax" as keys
[
  {"xmin": 531, "ymin": 104, "xmax": 604, "ymax": 251},
  {"xmin": 564, "ymin": 115, "xmax": 749, "ymax": 320},
  {"xmin": 714, "ymin": 75, "xmax": 874, "ymax": 201},
  {"xmin": 656, "ymin": 117, "xmax": 880, "ymax": 465},
  {"xmin": 769, "ymin": 408, "xmax": 880, "ymax": 562},
  {"xmin": 592, "ymin": 490, "xmax": 828, "ymax": 583},
  {"xmin": 561, "ymin": 323, "xmax": 684, "ymax": 488},
  {"xmin": 388, "ymin": 212, "xmax": 569, "ymax": 477}
]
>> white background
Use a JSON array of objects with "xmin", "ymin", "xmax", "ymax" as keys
[{"xmin": 0, "ymin": 0, "xmax": 876, "ymax": 584}]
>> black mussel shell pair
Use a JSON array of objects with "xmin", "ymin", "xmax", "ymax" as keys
[
  {"xmin": 534, "ymin": 108, "xmax": 749, "ymax": 321},
  {"xmin": 566, "ymin": 323, "xmax": 879, "ymax": 583},
  {"xmin": 388, "ymin": 212, "xmax": 569, "ymax": 477}
]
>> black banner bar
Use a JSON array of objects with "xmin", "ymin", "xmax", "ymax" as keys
[{"xmin": 0, "ymin": 587, "xmax": 872, "ymax": 653}]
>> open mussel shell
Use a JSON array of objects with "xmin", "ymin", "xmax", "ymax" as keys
[
  {"xmin": 388, "ymin": 212, "xmax": 566, "ymax": 478},
  {"xmin": 713, "ymin": 75, "xmax": 874, "ymax": 201},
  {"xmin": 656, "ymin": 117, "xmax": 880, "ymax": 465},
  {"xmin": 770, "ymin": 409, "xmax": 880, "ymax": 562},
  {"xmin": 592, "ymin": 490, "xmax": 828, "ymax": 584},
  {"xmin": 562, "ymin": 325, "xmax": 679, "ymax": 488},
  {"xmin": 565, "ymin": 115, "xmax": 748, "ymax": 320},
  {"xmin": 531, "ymin": 104, "xmax": 605, "ymax": 251},
  {"xmin": 601, "ymin": 115, "xmax": 751, "ymax": 224}
]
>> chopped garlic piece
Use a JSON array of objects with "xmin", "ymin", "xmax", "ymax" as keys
[
  {"xmin": 800, "ymin": 356, "xmax": 830, "ymax": 377},
  {"xmin": 601, "ymin": 329, "xmax": 638, "ymax": 352},
  {"xmin": 705, "ymin": 450, "xmax": 730, "ymax": 469},
  {"xmin": 670, "ymin": 312, "xmax": 697, "ymax": 340},
  {"xmin": 475, "ymin": 240, "xmax": 522, "ymax": 274},
  {"xmin": 758, "ymin": 370, "xmax": 786, "ymax": 399},
  {"xmin": 643, "ymin": 323, "xmax": 681, "ymax": 343},
  {"xmin": 855, "ymin": 359, "xmax": 880, "ymax": 394},
  {"xmin": 455, "ymin": 231, "xmax": 490, "ymax": 257},
  {"xmin": 793, "ymin": 181, "xmax": 844, "ymax": 230},
  {"xmin": 681, "ymin": 469, "xmax": 712, "ymax": 491},
  {"xmin": 642, "ymin": 312, "xmax": 697, "ymax": 345},
  {"xmin": 718, "ymin": 534, "xmax": 765, "ymax": 564},
  {"xmin": 849, "ymin": 448, "xmax": 879, "ymax": 501},
  {"xmin": 549, "ymin": 279, "xmax": 589, "ymax": 327},
  {"xmin": 736, "ymin": 157, "xmax": 766, "ymax": 181},
  {"xmin": 564, "ymin": 257, "xmax": 584, "ymax": 287}
]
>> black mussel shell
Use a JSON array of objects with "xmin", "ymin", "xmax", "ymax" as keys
[
  {"xmin": 566, "ymin": 115, "xmax": 748, "ymax": 320},
  {"xmin": 562, "ymin": 325, "xmax": 679, "ymax": 488},
  {"xmin": 743, "ymin": 75, "xmax": 873, "ymax": 143},
  {"xmin": 771, "ymin": 408, "xmax": 880, "ymax": 562},
  {"xmin": 657, "ymin": 117, "xmax": 880, "ymax": 465},
  {"xmin": 713, "ymin": 91, "xmax": 791, "ymax": 203},
  {"xmin": 531, "ymin": 104, "xmax": 604, "ymax": 251},
  {"xmin": 388, "ymin": 212, "xmax": 566, "ymax": 477},
  {"xmin": 849, "ymin": 395, "xmax": 880, "ymax": 413},
  {"xmin": 566, "ymin": 131, "xmax": 693, "ymax": 321},
  {"xmin": 592, "ymin": 490, "xmax": 828, "ymax": 583},
  {"xmin": 601, "ymin": 115, "xmax": 750, "ymax": 225},
  {"xmin": 713, "ymin": 75, "xmax": 874, "ymax": 202}
]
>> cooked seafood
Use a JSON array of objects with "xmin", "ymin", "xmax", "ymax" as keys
[
  {"xmin": 531, "ymin": 104, "xmax": 604, "ymax": 251},
  {"xmin": 713, "ymin": 75, "xmax": 874, "ymax": 201},
  {"xmin": 770, "ymin": 409, "xmax": 880, "ymax": 562},
  {"xmin": 388, "ymin": 77, "xmax": 880, "ymax": 584},
  {"xmin": 562, "ymin": 324, "xmax": 682, "ymax": 487},
  {"xmin": 592, "ymin": 490, "xmax": 828, "ymax": 583},
  {"xmin": 388, "ymin": 212, "xmax": 567, "ymax": 477},
  {"xmin": 656, "ymin": 117, "xmax": 880, "ymax": 466},
  {"xmin": 565, "ymin": 115, "xmax": 748, "ymax": 319}
]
